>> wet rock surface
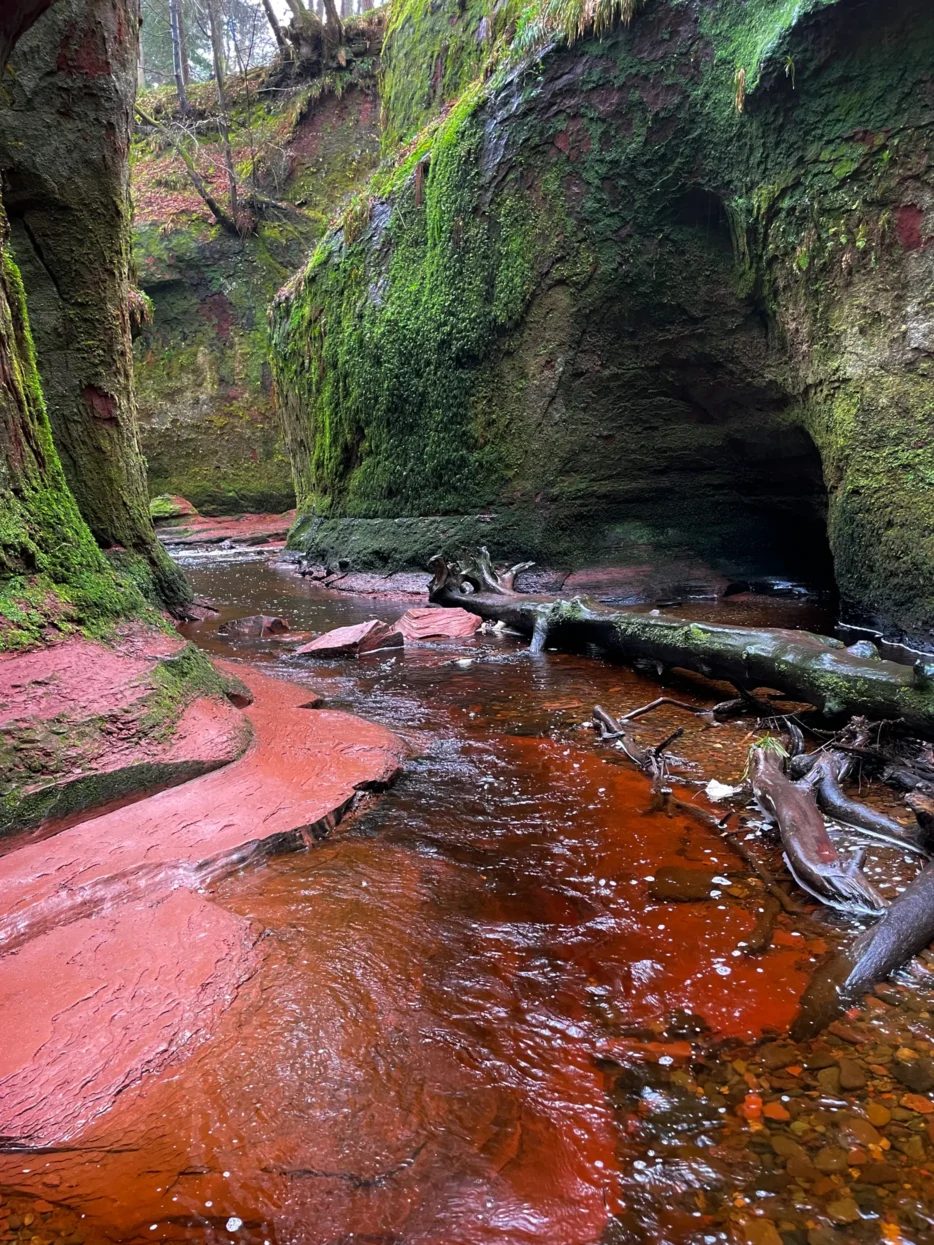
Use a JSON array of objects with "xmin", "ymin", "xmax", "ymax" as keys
[
  {"xmin": 295, "ymin": 618, "xmax": 405, "ymax": 657},
  {"xmin": 0, "ymin": 659, "xmax": 405, "ymax": 1150},
  {"xmin": 4, "ymin": 554, "xmax": 934, "ymax": 1243}
]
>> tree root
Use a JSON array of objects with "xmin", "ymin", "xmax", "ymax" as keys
[{"xmin": 751, "ymin": 746, "xmax": 885, "ymax": 917}]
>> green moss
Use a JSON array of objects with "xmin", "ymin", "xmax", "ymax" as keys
[
  {"xmin": 0, "ymin": 640, "xmax": 251, "ymax": 834},
  {"xmin": 273, "ymin": 0, "xmax": 934, "ymax": 641},
  {"xmin": 0, "ymin": 238, "xmax": 150, "ymax": 649}
]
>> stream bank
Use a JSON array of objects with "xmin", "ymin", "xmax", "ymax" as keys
[{"xmin": 4, "ymin": 549, "xmax": 934, "ymax": 1243}]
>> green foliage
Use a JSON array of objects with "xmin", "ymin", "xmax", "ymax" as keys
[{"xmin": 271, "ymin": 80, "xmax": 582, "ymax": 517}]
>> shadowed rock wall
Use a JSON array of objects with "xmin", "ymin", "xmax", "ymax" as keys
[{"xmin": 271, "ymin": 0, "xmax": 934, "ymax": 645}]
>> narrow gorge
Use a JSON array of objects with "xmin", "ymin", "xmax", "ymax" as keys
[{"xmin": 4, "ymin": 1, "xmax": 934, "ymax": 1242}]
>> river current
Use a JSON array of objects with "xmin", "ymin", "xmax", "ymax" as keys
[{"xmin": 3, "ymin": 553, "xmax": 934, "ymax": 1245}]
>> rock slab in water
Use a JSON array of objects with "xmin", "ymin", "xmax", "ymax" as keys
[
  {"xmin": 649, "ymin": 866, "xmax": 725, "ymax": 902},
  {"xmin": 219, "ymin": 614, "xmax": 290, "ymax": 638},
  {"xmin": 295, "ymin": 619, "xmax": 404, "ymax": 658},
  {"xmin": 390, "ymin": 606, "xmax": 482, "ymax": 641}
]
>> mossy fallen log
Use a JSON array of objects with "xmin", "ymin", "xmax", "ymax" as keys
[{"xmin": 428, "ymin": 550, "xmax": 934, "ymax": 736}]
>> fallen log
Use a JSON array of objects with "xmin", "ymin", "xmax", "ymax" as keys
[
  {"xmin": 428, "ymin": 550, "xmax": 934, "ymax": 736},
  {"xmin": 792, "ymin": 862, "xmax": 934, "ymax": 1040}
]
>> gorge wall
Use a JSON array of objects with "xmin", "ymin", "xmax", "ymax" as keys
[
  {"xmin": 270, "ymin": 0, "xmax": 934, "ymax": 646},
  {"xmin": 131, "ymin": 28, "xmax": 381, "ymax": 515}
]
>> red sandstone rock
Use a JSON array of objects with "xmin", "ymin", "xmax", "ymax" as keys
[
  {"xmin": 0, "ymin": 627, "xmax": 250, "ymax": 834},
  {"xmin": 150, "ymin": 494, "xmax": 199, "ymax": 524},
  {"xmin": 0, "ymin": 663, "xmax": 405, "ymax": 1146},
  {"xmin": 295, "ymin": 619, "xmax": 403, "ymax": 658},
  {"xmin": 0, "ymin": 891, "xmax": 262, "ymax": 1145},
  {"xmin": 219, "ymin": 614, "xmax": 290, "ymax": 638},
  {"xmin": 157, "ymin": 510, "xmax": 296, "ymax": 547},
  {"xmin": 390, "ymin": 606, "xmax": 482, "ymax": 642}
]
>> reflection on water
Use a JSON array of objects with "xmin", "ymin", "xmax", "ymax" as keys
[{"xmin": 3, "ymin": 557, "xmax": 934, "ymax": 1244}]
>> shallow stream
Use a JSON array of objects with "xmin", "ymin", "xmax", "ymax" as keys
[{"xmin": 4, "ymin": 555, "xmax": 934, "ymax": 1245}]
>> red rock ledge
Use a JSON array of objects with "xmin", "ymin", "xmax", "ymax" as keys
[{"xmin": 0, "ymin": 663, "xmax": 405, "ymax": 1147}]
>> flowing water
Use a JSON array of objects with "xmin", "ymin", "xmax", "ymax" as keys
[{"xmin": 4, "ymin": 555, "xmax": 934, "ymax": 1245}]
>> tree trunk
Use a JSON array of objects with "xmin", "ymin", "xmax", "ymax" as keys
[
  {"xmin": 0, "ymin": 0, "xmax": 192, "ymax": 614},
  {"xmin": 168, "ymin": 0, "xmax": 189, "ymax": 112},
  {"xmin": 206, "ymin": 0, "xmax": 239, "ymax": 221},
  {"xmin": 176, "ymin": 0, "xmax": 189, "ymax": 83},
  {"xmin": 259, "ymin": 0, "xmax": 288, "ymax": 54},
  {"xmin": 321, "ymin": 0, "xmax": 343, "ymax": 37},
  {"xmin": 0, "ymin": 1, "xmax": 147, "ymax": 644},
  {"xmin": 283, "ymin": 0, "xmax": 308, "ymax": 19}
]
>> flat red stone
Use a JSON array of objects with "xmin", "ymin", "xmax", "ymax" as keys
[
  {"xmin": 390, "ymin": 606, "xmax": 482, "ymax": 642},
  {"xmin": 295, "ymin": 619, "xmax": 403, "ymax": 658},
  {"xmin": 0, "ymin": 891, "xmax": 262, "ymax": 1146},
  {"xmin": 157, "ymin": 511, "xmax": 296, "ymax": 547},
  {"xmin": 0, "ymin": 663, "xmax": 405, "ymax": 1146}
]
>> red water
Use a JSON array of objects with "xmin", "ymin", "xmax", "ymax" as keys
[{"xmin": 0, "ymin": 560, "xmax": 880, "ymax": 1244}]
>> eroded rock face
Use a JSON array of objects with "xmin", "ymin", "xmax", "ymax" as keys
[
  {"xmin": 391, "ymin": 607, "xmax": 482, "ymax": 641},
  {"xmin": 272, "ymin": 0, "xmax": 934, "ymax": 644}
]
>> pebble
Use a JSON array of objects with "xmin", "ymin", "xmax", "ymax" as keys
[
  {"xmin": 816, "ymin": 1066, "xmax": 841, "ymax": 1095},
  {"xmin": 736, "ymin": 1219, "xmax": 783, "ymax": 1245},
  {"xmin": 844, "ymin": 1117, "xmax": 882, "ymax": 1146},
  {"xmin": 893, "ymin": 1059, "xmax": 934, "ymax": 1093},
  {"xmin": 900, "ymin": 1093, "xmax": 934, "ymax": 1114},
  {"xmin": 837, "ymin": 1057, "xmax": 867, "ymax": 1090},
  {"xmin": 826, "ymin": 1196, "xmax": 861, "ymax": 1224},
  {"xmin": 866, "ymin": 1101, "xmax": 892, "ymax": 1127},
  {"xmin": 860, "ymin": 1161, "xmax": 902, "ymax": 1185},
  {"xmin": 771, "ymin": 1134, "xmax": 809, "ymax": 1162},
  {"xmin": 814, "ymin": 1145, "xmax": 849, "ymax": 1173},
  {"xmin": 759, "ymin": 1043, "xmax": 799, "ymax": 1072},
  {"xmin": 762, "ymin": 1101, "xmax": 790, "ymax": 1121}
]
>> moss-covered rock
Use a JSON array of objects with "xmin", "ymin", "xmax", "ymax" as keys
[
  {"xmin": 271, "ymin": 0, "xmax": 934, "ymax": 645},
  {"xmin": 0, "ymin": 629, "xmax": 252, "ymax": 836},
  {"xmin": 132, "ymin": 47, "xmax": 383, "ymax": 515}
]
